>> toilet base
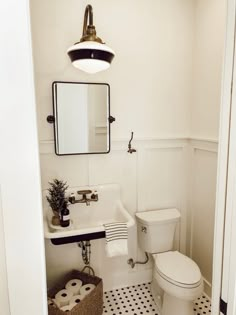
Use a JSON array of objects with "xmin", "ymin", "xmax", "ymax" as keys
[
  {"xmin": 151, "ymin": 279, "xmax": 163, "ymax": 314},
  {"xmin": 162, "ymin": 292, "xmax": 194, "ymax": 315}
]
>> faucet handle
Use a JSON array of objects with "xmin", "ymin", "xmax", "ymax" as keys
[
  {"xmin": 91, "ymin": 190, "xmax": 98, "ymax": 200},
  {"xmin": 77, "ymin": 190, "xmax": 92, "ymax": 196},
  {"xmin": 68, "ymin": 192, "xmax": 76, "ymax": 204}
]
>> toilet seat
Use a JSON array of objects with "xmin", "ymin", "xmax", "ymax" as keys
[{"xmin": 153, "ymin": 251, "xmax": 202, "ymax": 289}]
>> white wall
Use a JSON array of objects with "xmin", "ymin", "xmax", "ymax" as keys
[
  {"xmin": 191, "ymin": 0, "xmax": 227, "ymax": 140},
  {"xmin": 30, "ymin": 0, "xmax": 226, "ymax": 295},
  {"xmin": 188, "ymin": 0, "xmax": 226, "ymax": 296},
  {"xmin": 188, "ymin": 140, "xmax": 218, "ymax": 296},
  {"xmin": 0, "ymin": 1, "xmax": 47, "ymax": 314},
  {"xmin": 30, "ymin": 0, "xmax": 194, "ymax": 141}
]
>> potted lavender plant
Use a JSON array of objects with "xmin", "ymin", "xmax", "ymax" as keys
[{"xmin": 46, "ymin": 179, "xmax": 69, "ymax": 226}]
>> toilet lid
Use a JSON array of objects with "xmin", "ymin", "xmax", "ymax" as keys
[{"xmin": 154, "ymin": 251, "xmax": 201, "ymax": 286}]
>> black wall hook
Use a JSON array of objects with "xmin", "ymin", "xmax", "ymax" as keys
[{"xmin": 127, "ymin": 132, "xmax": 137, "ymax": 154}]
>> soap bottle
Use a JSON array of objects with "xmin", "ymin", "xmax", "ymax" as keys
[{"xmin": 60, "ymin": 207, "xmax": 70, "ymax": 227}]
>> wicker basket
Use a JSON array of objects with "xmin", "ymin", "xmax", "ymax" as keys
[{"xmin": 48, "ymin": 269, "xmax": 103, "ymax": 315}]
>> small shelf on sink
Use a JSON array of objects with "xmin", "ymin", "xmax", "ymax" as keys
[{"xmin": 43, "ymin": 216, "xmax": 109, "ymax": 245}]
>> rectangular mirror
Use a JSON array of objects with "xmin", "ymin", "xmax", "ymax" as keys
[{"xmin": 52, "ymin": 82, "xmax": 111, "ymax": 155}]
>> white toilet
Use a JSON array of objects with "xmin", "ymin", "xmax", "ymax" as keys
[{"xmin": 136, "ymin": 208, "xmax": 203, "ymax": 315}]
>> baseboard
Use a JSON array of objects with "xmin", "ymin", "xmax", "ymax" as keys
[{"xmin": 203, "ymin": 277, "xmax": 212, "ymax": 298}]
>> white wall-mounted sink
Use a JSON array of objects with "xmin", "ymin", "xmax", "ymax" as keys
[{"xmin": 43, "ymin": 184, "xmax": 135, "ymax": 241}]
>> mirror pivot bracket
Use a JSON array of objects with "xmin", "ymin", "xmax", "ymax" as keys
[
  {"xmin": 109, "ymin": 116, "xmax": 116, "ymax": 123},
  {"xmin": 47, "ymin": 115, "xmax": 55, "ymax": 124}
]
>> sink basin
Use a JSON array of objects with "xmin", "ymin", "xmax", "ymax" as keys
[{"xmin": 43, "ymin": 184, "xmax": 135, "ymax": 242}]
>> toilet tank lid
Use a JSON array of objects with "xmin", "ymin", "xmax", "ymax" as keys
[{"xmin": 135, "ymin": 209, "xmax": 180, "ymax": 225}]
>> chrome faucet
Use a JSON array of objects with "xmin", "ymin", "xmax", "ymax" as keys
[{"xmin": 68, "ymin": 190, "xmax": 98, "ymax": 206}]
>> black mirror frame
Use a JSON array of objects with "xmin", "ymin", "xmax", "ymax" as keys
[{"xmin": 49, "ymin": 81, "xmax": 114, "ymax": 156}]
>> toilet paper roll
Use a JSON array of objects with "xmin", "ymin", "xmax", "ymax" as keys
[
  {"xmin": 47, "ymin": 298, "xmax": 58, "ymax": 308},
  {"xmin": 65, "ymin": 279, "xmax": 83, "ymax": 296},
  {"xmin": 55, "ymin": 289, "xmax": 73, "ymax": 307},
  {"xmin": 80, "ymin": 284, "xmax": 96, "ymax": 296},
  {"xmin": 70, "ymin": 294, "xmax": 85, "ymax": 305},
  {"xmin": 60, "ymin": 303, "xmax": 77, "ymax": 312},
  {"xmin": 47, "ymin": 299, "xmax": 53, "ymax": 306}
]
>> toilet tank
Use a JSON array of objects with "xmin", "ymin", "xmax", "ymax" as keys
[{"xmin": 136, "ymin": 209, "xmax": 180, "ymax": 254}]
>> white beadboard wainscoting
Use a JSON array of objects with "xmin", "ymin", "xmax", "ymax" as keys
[
  {"xmin": 188, "ymin": 139, "xmax": 218, "ymax": 297},
  {"xmin": 40, "ymin": 137, "xmax": 218, "ymax": 294}
]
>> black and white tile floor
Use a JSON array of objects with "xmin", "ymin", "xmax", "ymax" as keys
[
  {"xmin": 103, "ymin": 283, "xmax": 211, "ymax": 315},
  {"xmin": 194, "ymin": 294, "xmax": 211, "ymax": 315}
]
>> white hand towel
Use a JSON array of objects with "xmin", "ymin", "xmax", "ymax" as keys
[{"xmin": 104, "ymin": 222, "xmax": 128, "ymax": 257}]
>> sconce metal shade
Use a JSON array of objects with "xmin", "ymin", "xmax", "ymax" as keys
[{"xmin": 67, "ymin": 5, "xmax": 115, "ymax": 74}]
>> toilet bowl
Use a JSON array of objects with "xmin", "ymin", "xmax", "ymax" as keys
[
  {"xmin": 153, "ymin": 251, "xmax": 203, "ymax": 315},
  {"xmin": 136, "ymin": 209, "xmax": 203, "ymax": 315}
]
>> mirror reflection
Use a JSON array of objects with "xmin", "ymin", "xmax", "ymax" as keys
[{"xmin": 53, "ymin": 82, "xmax": 110, "ymax": 155}]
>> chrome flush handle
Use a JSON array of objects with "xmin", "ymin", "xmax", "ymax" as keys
[{"xmin": 141, "ymin": 226, "xmax": 147, "ymax": 233}]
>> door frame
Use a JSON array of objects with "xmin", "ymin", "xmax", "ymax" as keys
[
  {"xmin": 0, "ymin": 1, "xmax": 47, "ymax": 314},
  {"xmin": 0, "ymin": 188, "xmax": 10, "ymax": 315},
  {"xmin": 1, "ymin": 0, "xmax": 236, "ymax": 314},
  {"xmin": 212, "ymin": 0, "xmax": 236, "ymax": 314}
]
